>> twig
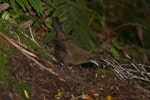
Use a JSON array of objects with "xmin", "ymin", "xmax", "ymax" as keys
[
  {"xmin": 29, "ymin": 27, "xmax": 40, "ymax": 47},
  {"xmin": 0, "ymin": 31, "xmax": 106, "ymax": 97},
  {"xmin": 0, "ymin": 31, "xmax": 61, "ymax": 80},
  {"xmin": 99, "ymin": 56, "xmax": 150, "ymax": 96}
]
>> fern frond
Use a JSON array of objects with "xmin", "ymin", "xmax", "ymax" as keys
[
  {"xmin": 51, "ymin": 0, "xmax": 100, "ymax": 50},
  {"xmin": 8, "ymin": 0, "xmax": 42, "ymax": 16}
]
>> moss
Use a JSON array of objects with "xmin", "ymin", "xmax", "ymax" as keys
[
  {"xmin": 136, "ymin": 79, "xmax": 149, "ymax": 89},
  {"xmin": 0, "ymin": 19, "xmax": 46, "ymax": 57},
  {"xmin": 0, "ymin": 36, "xmax": 17, "ymax": 89},
  {"xmin": 0, "ymin": 47, "xmax": 9, "ymax": 88},
  {"xmin": 97, "ymin": 67, "xmax": 115, "ymax": 76},
  {"xmin": 127, "ymin": 47, "xmax": 139, "ymax": 60},
  {"xmin": 0, "ymin": 20, "xmax": 33, "ymax": 95},
  {"xmin": 14, "ymin": 79, "xmax": 31, "ymax": 99}
]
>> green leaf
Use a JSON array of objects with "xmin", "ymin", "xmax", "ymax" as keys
[
  {"xmin": 109, "ymin": 47, "xmax": 119, "ymax": 59},
  {"xmin": 23, "ymin": 0, "xmax": 30, "ymax": 12},
  {"xmin": 1, "ymin": 11, "xmax": 10, "ymax": 20},
  {"xmin": 112, "ymin": 39, "xmax": 123, "ymax": 50},
  {"xmin": 9, "ymin": 0, "xmax": 17, "ymax": 12},
  {"xmin": 28, "ymin": 0, "xmax": 42, "ymax": 16},
  {"xmin": 102, "ymin": 45, "xmax": 119, "ymax": 59},
  {"xmin": 43, "ymin": 31, "xmax": 56, "ymax": 44},
  {"xmin": 16, "ymin": 0, "xmax": 25, "ymax": 11}
]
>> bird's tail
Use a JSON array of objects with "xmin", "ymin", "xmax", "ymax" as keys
[{"xmin": 52, "ymin": 17, "xmax": 65, "ymax": 40}]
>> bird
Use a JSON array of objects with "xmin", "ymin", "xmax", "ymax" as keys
[{"xmin": 52, "ymin": 17, "xmax": 99, "ymax": 66}]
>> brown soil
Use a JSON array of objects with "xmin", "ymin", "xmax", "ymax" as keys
[{"xmin": 0, "ymin": 43, "xmax": 149, "ymax": 100}]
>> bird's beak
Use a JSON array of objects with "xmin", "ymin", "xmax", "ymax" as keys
[{"xmin": 90, "ymin": 60, "xmax": 99, "ymax": 66}]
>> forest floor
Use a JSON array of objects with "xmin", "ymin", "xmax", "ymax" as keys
[
  {"xmin": 0, "ymin": 1, "xmax": 150, "ymax": 99},
  {"xmin": 0, "ymin": 34, "xmax": 149, "ymax": 100}
]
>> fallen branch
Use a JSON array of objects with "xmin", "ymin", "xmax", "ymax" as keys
[
  {"xmin": 100, "ymin": 56, "xmax": 150, "ymax": 97},
  {"xmin": 0, "ymin": 31, "xmax": 106, "ymax": 97},
  {"xmin": 0, "ymin": 31, "xmax": 60, "ymax": 79}
]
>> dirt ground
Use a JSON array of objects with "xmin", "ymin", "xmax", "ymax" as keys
[
  {"xmin": 0, "ymin": 1, "xmax": 150, "ymax": 99},
  {"xmin": 0, "ymin": 42, "xmax": 149, "ymax": 100}
]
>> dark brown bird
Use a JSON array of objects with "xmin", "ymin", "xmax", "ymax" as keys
[{"xmin": 52, "ymin": 17, "xmax": 98, "ymax": 66}]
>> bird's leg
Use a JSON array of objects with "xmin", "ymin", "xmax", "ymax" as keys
[
  {"xmin": 59, "ymin": 62, "xmax": 76, "ymax": 78},
  {"xmin": 58, "ymin": 62, "xmax": 65, "ymax": 72},
  {"xmin": 66, "ymin": 65, "xmax": 77, "ymax": 78}
]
